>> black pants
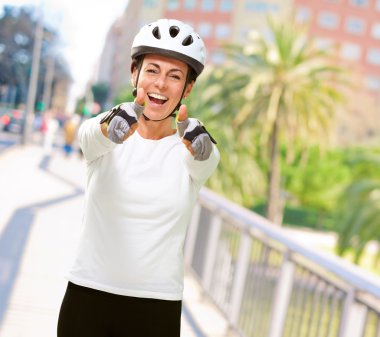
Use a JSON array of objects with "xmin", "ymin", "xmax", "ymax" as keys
[{"xmin": 57, "ymin": 282, "xmax": 182, "ymax": 337}]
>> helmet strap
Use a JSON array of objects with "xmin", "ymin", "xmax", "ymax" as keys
[{"xmin": 132, "ymin": 57, "xmax": 144, "ymax": 98}]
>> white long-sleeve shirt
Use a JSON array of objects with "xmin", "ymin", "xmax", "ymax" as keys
[{"xmin": 67, "ymin": 113, "xmax": 220, "ymax": 300}]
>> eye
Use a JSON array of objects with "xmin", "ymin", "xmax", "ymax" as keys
[
  {"xmin": 169, "ymin": 71, "xmax": 183, "ymax": 80},
  {"xmin": 146, "ymin": 68, "xmax": 158, "ymax": 74}
]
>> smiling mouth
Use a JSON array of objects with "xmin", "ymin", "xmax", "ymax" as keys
[{"xmin": 148, "ymin": 93, "xmax": 168, "ymax": 105}]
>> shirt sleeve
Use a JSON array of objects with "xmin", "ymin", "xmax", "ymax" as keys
[
  {"xmin": 184, "ymin": 144, "xmax": 220, "ymax": 187},
  {"xmin": 78, "ymin": 112, "xmax": 117, "ymax": 163}
]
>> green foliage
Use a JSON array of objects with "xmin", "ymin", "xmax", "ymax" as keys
[
  {"xmin": 189, "ymin": 18, "xmax": 377, "ymax": 268},
  {"xmin": 183, "ymin": 18, "xmax": 350, "ymax": 217},
  {"xmin": 0, "ymin": 5, "xmax": 70, "ymax": 107},
  {"xmin": 186, "ymin": 67, "xmax": 265, "ymax": 207},
  {"xmin": 224, "ymin": 18, "xmax": 348, "ymax": 147},
  {"xmin": 215, "ymin": 17, "xmax": 349, "ymax": 222},
  {"xmin": 252, "ymin": 146, "xmax": 352, "ymax": 230},
  {"xmin": 113, "ymin": 85, "xmax": 135, "ymax": 105},
  {"xmin": 91, "ymin": 82, "xmax": 109, "ymax": 110},
  {"xmin": 335, "ymin": 148, "xmax": 380, "ymax": 264},
  {"xmin": 254, "ymin": 203, "xmax": 336, "ymax": 231},
  {"xmin": 74, "ymin": 96, "xmax": 86, "ymax": 115},
  {"xmin": 284, "ymin": 146, "xmax": 352, "ymax": 212},
  {"xmin": 0, "ymin": 6, "xmax": 35, "ymax": 89}
]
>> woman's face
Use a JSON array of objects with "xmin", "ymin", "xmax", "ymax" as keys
[{"xmin": 132, "ymin": 54, "xmax": 194, "ymax": 121}]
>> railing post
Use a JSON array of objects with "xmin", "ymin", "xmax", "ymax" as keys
[
  {"xmin": 338, "ymin": 288, "xmax": 367, "ymax": 337},
  {"xmin": 185, "ymin": 203, "xmax": 202, "ymax": 267},
  {"xmin": 268, "ymin": 252, "xmax": 295, "ymax": 337},
  {"xmin": 229, "ymin": 232, "xmax": 252, "ymax": 326},
  {"xmin": 201, "ymin": 213, "xmax": 222, "ymax": 291}
]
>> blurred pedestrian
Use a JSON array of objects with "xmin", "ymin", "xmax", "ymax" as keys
[
  {"xmin": 41, "ymin": 110, "xmax": 59, "ymax": 154},
  {"xmin": 57, "ymin": 19, "xmax": 219, "ymax": 337},
  {"xmin": 62, "ymin": 114, "xmax": 80, "ymax": 157}
]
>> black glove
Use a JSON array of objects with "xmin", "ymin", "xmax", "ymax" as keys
[
  {"xmin": 100, "ymin": 102, "xmax": 144, "ymax": 144},
  {"xmin": 177, "ymin": 117, "xmax": 217, "ymax": 161}
]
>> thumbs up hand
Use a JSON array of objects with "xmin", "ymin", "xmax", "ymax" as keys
[
  {"xmin": 100, "ymin": 88, "xmax": 145, "ymax": 144},
  {"xmin": 176, "ymin": 104, "xmax": 217, "ymax": 161}
]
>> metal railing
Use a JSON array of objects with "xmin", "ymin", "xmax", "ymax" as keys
[{"xmin": 184, "ymin": 188, "xmax": 380, "ymax": 337}]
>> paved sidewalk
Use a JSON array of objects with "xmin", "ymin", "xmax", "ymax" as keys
[{"xmin": 0, "ymin": 143, "xmax": 230, "ymax": 337}]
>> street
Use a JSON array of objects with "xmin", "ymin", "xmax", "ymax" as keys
[{"xmin": 0, "ymin": 131, "xmax": 228, "ymax": 337}]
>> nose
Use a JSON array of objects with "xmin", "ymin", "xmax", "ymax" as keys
[{"xmin": 154, "ymin": 75, "xmax": 167, "ymax": 90}]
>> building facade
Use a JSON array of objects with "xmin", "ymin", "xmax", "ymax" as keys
[
  {"xmin": 294, "ymin": 0, "xmax": 380, "ymax": 94},
  {"xmin": 293, "ymin": 0, "xmax": 380, "ymax": 143},
  {"xmin": 95, "ymin": 0, "xmax": 380, "ymax": 143},
  {"xmin": 96, "ymin": 0, "xmax": 292, "ymax": 104}
]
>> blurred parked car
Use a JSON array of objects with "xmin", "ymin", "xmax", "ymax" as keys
[{"xmin": 1, "ymin": 108, "xmax": 25, "ymax": 133}]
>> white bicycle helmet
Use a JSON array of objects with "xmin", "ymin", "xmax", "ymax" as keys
[{"xmin": 131, "ymin": 19, "xmax": 206, "ymax": 76}]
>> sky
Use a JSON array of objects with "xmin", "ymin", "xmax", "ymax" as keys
[{"xmin": 0, "ymin": 0, "xmax": 130, "ymax": 111}]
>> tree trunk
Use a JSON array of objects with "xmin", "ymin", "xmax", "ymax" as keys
[{"xmin": 266, "ymin": 119, "xmax": 283, "ymax": 225}]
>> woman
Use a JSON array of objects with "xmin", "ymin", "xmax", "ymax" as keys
[{"xmin": 57, "ymin": 19, "xmax": 219, "ymax": 337}]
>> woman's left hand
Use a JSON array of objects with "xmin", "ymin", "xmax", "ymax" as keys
[{"xmin": 176, "ymin": 105, "xmax": 217, "ymax": 161}]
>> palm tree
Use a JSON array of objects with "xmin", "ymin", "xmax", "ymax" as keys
[
  {"xmin": 187, "ymin": 66, "xmax": 266, "ymax": 208},
  {"xmin": 336, "ymin": 153, "xmax": 380, "ymax": 266},
  {"xmin": 221, "ymin": 17, "xmax": 348, "ymax": 224}
]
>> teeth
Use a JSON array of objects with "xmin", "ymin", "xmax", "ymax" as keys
[{"xmin": 149, "ymin": 93, "xmax": 168, "ymax": 100}]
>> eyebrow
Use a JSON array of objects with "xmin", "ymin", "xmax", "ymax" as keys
[{"xmin": 146, "ymin": 63, "xmax": 184, "ymax": 75}]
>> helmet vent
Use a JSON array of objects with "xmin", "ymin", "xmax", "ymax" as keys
[
  {"xmin": 169, "ymin": 26, "xmax": 180, "ymax": 37},
  {"xmin": 182, "ymin": 35, "xmax": 193, "ymax": 46},
  {"xmin": 152, "ymin": 26, "xmax": 161, "ymax": 39}
]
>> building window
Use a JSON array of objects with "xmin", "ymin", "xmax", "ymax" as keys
[
  {"xmin": 201, "ymin": 0, "xmax": 215, "ymax": 11},
  {"xmin": 367, "ymin": 48, "xmax": 380, "ymax": 65},
  {"xmin": 184, "ymin": 0, "xmax": 196, "ymax": 10},
  {"xmin": 14, "ymin": 33, "xmax": 29, "ymax": 46},
  {"xmin": 220, "ymin": 0, "xmax": 233, "ymax": 12},
  {"xmin": 143, "ymin": 0, "xmax": 158, "ymax": 6},
  {"xmin": 261, "ymin": 28, "xmax": 274, "ymax": 43},
  {"xmin": 14, "ymin": 49, "xmax": 29, "ymax": 64},
  {"xmin": 318, "ymin": 11, "xmax": 340, "ymax": 29},
  {"xmin": 167, "ymin": 0, "xmax": 180, "ymax": 10},
  {"xmin": 340, "ymin": 42, "xmax": 362, "ymax": 60},
  {"xmin": 295, "ymin": 6, "xmax": 311, "ymax": 23},
  {"xmin": 315, "ymin": 38, "xmax": 334, "ymax": 50},
  {"xmin": 240, "ymin": 27, "xmax": 251, "ymax": 39},
  {"xmin": 345, "ymin": 17, "xmax": 366, "ymax": 35},
  {"xmin": 139, "ymin": 20, "xmax": 151, "ymax": 29},
  {"xmin": 215, "ymin": 23, "xmax": 231, "ymax": 39},
  {"xmin": 245, "ymin": 1, "xmax": 279, "ymax": 12},
  {"xmin": 211, "ymin": 51, "xmax": 225, "ymax": 64},
  {"xmin": 198, "ymin": 22, "xmax": 212, "ymax": 38},
  {"xmin": 371, "ymin": 22, "xmax": 380, "ymax": 39},
  {"xmin": 349, "ymin": 0, "xmax": 368, "ymax": 7},
  {"xmin": 364, "ymin": 76, "xmax": 380, "ymax": 91}
]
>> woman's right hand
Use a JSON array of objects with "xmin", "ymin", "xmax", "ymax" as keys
[{"xmin": 100, "ymin": 88, "xmax": 145, "ymax": 143}]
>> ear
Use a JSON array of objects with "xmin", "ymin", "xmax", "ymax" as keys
[
  {"xmin": 131, "ymin": 66, "xmax": 137, "ymax": 87},
  {"xmin": 184, "ymin": 80, "xmax": 195, "ymax": 98}
]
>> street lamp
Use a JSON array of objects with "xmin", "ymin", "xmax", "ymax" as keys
[{"xmin": 21, "ymin": 11, "xmax": 43, "ymax": 145}]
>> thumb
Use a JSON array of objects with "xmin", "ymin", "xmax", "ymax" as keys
[
  {"xmin": 131, "ymin": 87, "xmax": 145, "ymax": 118},
  {"xmin": 134, "ymin": 87, "xmax": 145, "ymax": 106},
  {"xmin": 176, "ymin": 104, "xmax": 190, "ymax": 138},
  {"xmin": 177, "ymin": 104, "xmax": 188, "ymax": 122}
]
